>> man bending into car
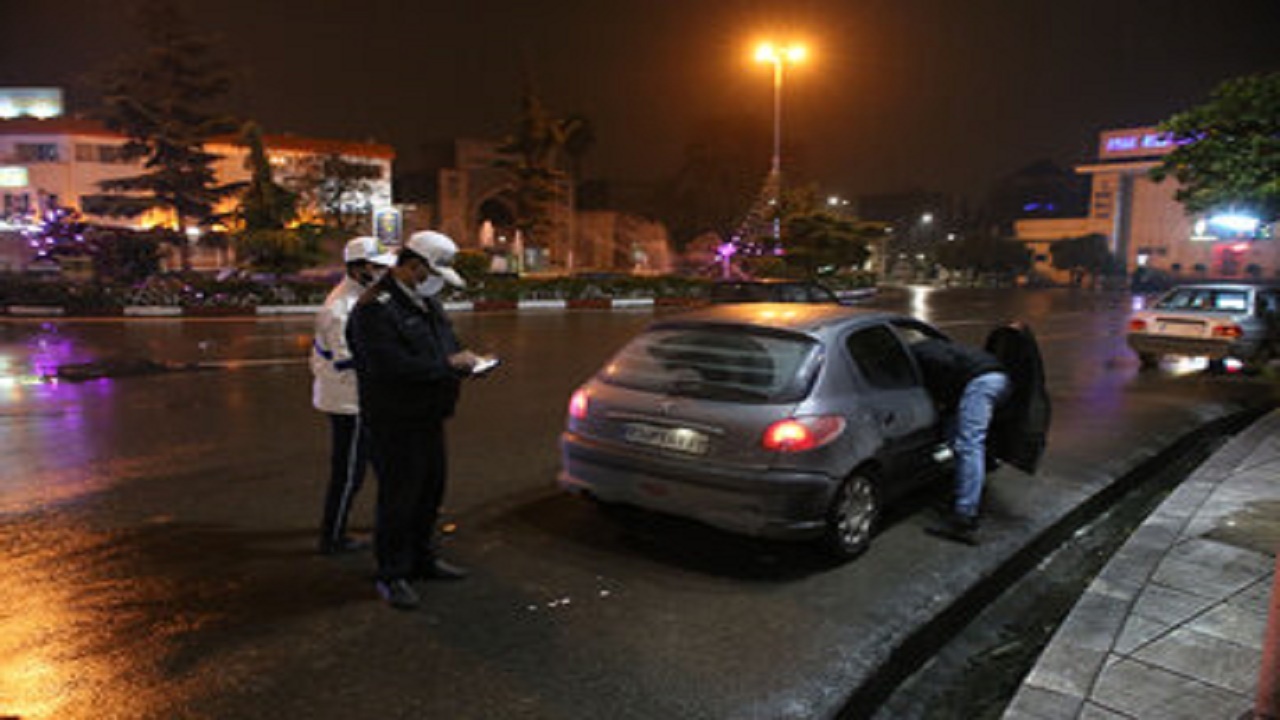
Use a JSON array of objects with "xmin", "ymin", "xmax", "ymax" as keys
[{"xmin": 911, "ymin": 337, "xmax": 1010, "ymax": 545}]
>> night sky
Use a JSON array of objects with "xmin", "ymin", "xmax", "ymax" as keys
[{"xmin": 2, "ymin": 0, "xmax": 1277, "ymax": 200}]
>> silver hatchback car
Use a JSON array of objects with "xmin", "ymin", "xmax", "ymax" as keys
[
  {"xmin": 558, "ymin": 304, "xmax": 955, "ymax": 559},
  {"xmin": 1127, "ymin": 283, "xmax": 1280, "ymax": 370}
]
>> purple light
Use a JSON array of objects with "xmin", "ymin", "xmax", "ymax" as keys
[
  {"xmin": 716, "ymin": 242, "xmax": 738, "ymax": 258},
  {"xmin": 773, "ymin": 246, "xmax": 785, "ymax": 256}
]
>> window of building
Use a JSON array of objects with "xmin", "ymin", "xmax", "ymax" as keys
[
  {"xmin": 3, "ymin": 192, "xmax": 31, "ymax": 216},
  {"xmin": 74, "ymin": 143, "xmax": 130, "ymax": 164},
  {"xmin": 16, "ymin": 143, "xmax": 60, "ymax": 162}
]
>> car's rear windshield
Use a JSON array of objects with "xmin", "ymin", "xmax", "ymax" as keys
[
  {"xmin": 600, "ymin": 326, "xmax": 821, "ymax": 403},
  {"xmin": 1156, "ymin": 288, "xmax": 1250, "ymax": 313}
]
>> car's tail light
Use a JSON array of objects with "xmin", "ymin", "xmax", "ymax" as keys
[
  {"xmin": 568, "ymin": 389, "xmax": 590, "ymax": 419},
  {"xmin": 761, "ymin": 416, "xmax": 846, "ymax": 453},
  {"xmin": 1128, "ymin": 318, "xmax": 1147, "ymax": 332},
  {"xmin": 1212, "ymin": 324, "xmax": 1244, "ymax": 339}
]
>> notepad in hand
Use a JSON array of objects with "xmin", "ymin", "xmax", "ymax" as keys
[{"xmin": 471, "ymin": 356, "xmax": 501, "ymax": 376}]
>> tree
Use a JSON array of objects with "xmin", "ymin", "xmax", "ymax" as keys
[
  {"xmin": 562, "ymin": 112, "xmax": 596, "ymax": 187},
  {"xmin": 1151, "ymin": 72, "xmax": 1280, "ymax": 222},
  {"xmin": 935, "ymin": 234, "xmax": 1032, "ymax": 277},
  {"xmin": 656, "ymin": 115, "xmax": 769, "ymax": 249},
  {"xmin": 290, "ymin": 154, "xmax": 382, "ymax": 231},
  {"xmin": 236, "ymin": 122, "xmax": 297, "ymax": 231},
  {"xmin": 1049, "ymin": 233, "xmax": 1117, "ymax": 286},
  {"xmin": 233, "ymin": 123, "xmax": 321, "ymax": 274},
  {"xmin": 493, "ymin": 87, "xmax": 576, "ymax": 257},
  {"xmin": 87, "ymin": 0, "xmax": 240, "ymax": 270},
  {"xmin": 90, "ymin": 229, "xmax": 163, "ymax": 283},
  {"xmin": 774, "ymin": 186, "xmax": 876, "ymax": 277}
]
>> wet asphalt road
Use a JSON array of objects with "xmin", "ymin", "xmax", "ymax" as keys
[{"xmin": 0, "ymin": 288, "xmax": 1276, "ymax": 720}]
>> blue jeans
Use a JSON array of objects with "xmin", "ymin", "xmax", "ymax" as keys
[{"xmin": 949, "ymin": 371, "xmax": 1011, "ymax": 519}]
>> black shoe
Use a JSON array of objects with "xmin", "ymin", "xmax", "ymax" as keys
[
  {"xmin": 318, "ymin": 536, "xmax": 370, "ymax": 556},
  {"xmin": 375, "ymin": 578, "xmax": 420, "ymax": 610},
  {"xmin": 925, "ymin": 512, "xmax": 979, "ymax": 546},
  {"xmin": 419, "ymin": 557, "xmax": 469, "ymax": 581}
]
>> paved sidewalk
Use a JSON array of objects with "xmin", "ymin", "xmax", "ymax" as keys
[{"xmin": 1004, "ymin": 409, "xmax": 1280, "ymax": 719}]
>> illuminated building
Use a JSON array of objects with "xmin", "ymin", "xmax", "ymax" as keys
[
  {"xmin": 1017, "ymin": 126, "xmax": 1277, "ymax": 284},
  {"xmin": 0, "ymin": 116, "xmax": 394, "ymax": 270}
]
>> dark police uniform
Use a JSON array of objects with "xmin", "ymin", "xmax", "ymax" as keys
[{"xmin": 346, "ymin": 274, "xmax": 464, "ymax": 582}]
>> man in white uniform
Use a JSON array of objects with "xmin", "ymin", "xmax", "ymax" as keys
[{"xmin": 312, "ymin": 236, "xmax": 396, "ymax": 555}]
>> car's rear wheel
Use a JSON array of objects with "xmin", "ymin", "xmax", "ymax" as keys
[
  {"xmin": 823, "ymin": 471, "xmax": 879, "ymax": 560},
  {"xmin": 1137, "ymin": 352, "xmax": 1159, "ymax": 370}
]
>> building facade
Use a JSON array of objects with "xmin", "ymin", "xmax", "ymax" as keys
[
  {"xmin": 1017, "ymin": 126, "xmax": 1278, "ymax": 284},
  {"xmin": 0, "ymin": 117, "xmax": 394, "ymax": 271}
]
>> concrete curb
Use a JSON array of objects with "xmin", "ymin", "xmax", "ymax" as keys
[
  {"xmin": 1003, "ymin": 409, "xmax": 1280, "ymax": 719},
  {"xmin": 841, "ymin": 407, "xmax": 1269, "ymax": 717},
  {"xmin": 3, "ymin": 296, "xmax": 678, "ymax": 318}
]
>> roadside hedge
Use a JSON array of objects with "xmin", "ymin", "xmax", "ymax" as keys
[{"xmin": 0, "ymin": 270, "xmax": 876, "ymax": 313}]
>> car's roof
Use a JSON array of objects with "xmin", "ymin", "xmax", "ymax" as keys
[
  {"xmin": 653, "ymin": 303, "xmax": 895, "ymax": 335},
  {"xmin": 713, "ymin": 278, "xmax": 823, "ymax": 286}
]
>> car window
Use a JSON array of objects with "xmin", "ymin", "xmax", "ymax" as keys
[
  {"xmin": 601, "ymin": 326, "xmax": 821, "ymax": 403},
  {"xmin": 808, "ymin": 285, "xmax": 836, "ymax": 302},
  {"xmin": 889, "ymin": 319, "xmax": 949, "ymax": 346},
  {"xmin": 777, "ymin": 284, "xmax": 808, "ymax": 302},
  {"xmin": 1156, "ymin": 288, "xmax": 1249, "ymax": 312},
  {"xmin": 846, "ymin": 325, "xmax": 918, "ymax": 390}
]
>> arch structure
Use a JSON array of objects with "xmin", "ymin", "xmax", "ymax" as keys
[{"xmin": 435, "ymin": 139, "xmax": 671, "ymax": 273}]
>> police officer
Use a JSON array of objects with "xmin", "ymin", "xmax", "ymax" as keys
[
  {"xmin": 312, "ymin": 236, "xmax": 395, "ymax": 555},
  {"xmin": 346, "ymin": 231, "xmax": 484, "ymax": 610}
]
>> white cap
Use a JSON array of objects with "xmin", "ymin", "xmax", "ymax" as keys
[
  {"xmin": 403, "ymin": 231, "xmax": 465, "ymax": 288},
  {"xmin": 343, "ymin": 236, "xmax": 396, "ymax": 266}
]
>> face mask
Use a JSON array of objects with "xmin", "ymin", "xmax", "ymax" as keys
[
  {"xmin": 351, "ymin": 266, "xmax": 380, "ymax": 288},
  {"xmin": 416, "ymin": 275, "xmax": 445, "ymax": 297}
]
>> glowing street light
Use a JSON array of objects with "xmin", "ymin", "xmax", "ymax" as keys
[{"xmin": 755, "ymin": 41, "xmax": 807, "ymax": 242}]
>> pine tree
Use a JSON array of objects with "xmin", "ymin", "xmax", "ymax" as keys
[{"xmin": 87, "ymin": 0, "xmax": 240, "ymax": 270}]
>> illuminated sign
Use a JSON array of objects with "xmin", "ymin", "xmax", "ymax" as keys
[
  {"xmin": 1191, "ymin": 212, "xmax": 1273, "ymax": 242},
  {"xmin": 0, "ymin": 166, "xmax": 28, "ymax": 187},
  {"xmin": 373, "ymin": 206, "xmax": 402, "ymax": 244},
  {"xmin": 1098, "ymin": 127, "xmax": 1177, "ymax": 160},
  {"xmin": 0, "ymin": 88, "xmax": 64, "ymax": 119}
]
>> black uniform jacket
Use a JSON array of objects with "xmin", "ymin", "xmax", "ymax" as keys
[
  {"xmin": 910, "ymin": 338, "xmax": 1005, "ymax": 414},
  {"xmin": 984, "ymin": 323, "xmax": 1051, "ymax": 474},
  {"xmin": 346, "ymin": 275, "xmax": 463, "ymax": 424}
]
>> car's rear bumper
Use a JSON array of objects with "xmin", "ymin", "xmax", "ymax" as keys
[
  {"xmin": 1126, "ymin": 333, "xmax": 1259, "ymax": 360},
  {"xmin": 559, "ymin": 431, "xmax": 836, "ymax": 540}
]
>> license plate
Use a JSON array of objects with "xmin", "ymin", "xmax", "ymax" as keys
[
  {"xmin": 623, "ymin": 423, "xmax": 709, "ymax": 455},
  {"xmin": 1157, "ymin": 320, "xmax": 1204, "ymax": 337}
]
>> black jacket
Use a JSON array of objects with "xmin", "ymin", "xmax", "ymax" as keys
[
  {"xmin": 984, "ymin": 323, "xmax": 1051, "ymax": 474},
  {"xmin": 910, "ymin": 338, "xmax": 1005, "ymax": 413},
  {"xmin": 346, "ymin": 275, "xmax": 463, "ymax": 424}
]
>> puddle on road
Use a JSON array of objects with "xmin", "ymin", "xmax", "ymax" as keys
[{"xmin": 1205, "ymin": 499, "xmax": 1280, "ymax": 556}]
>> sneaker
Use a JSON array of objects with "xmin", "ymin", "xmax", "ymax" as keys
[
  {"xmin": 925, "ymin": 512, "xmax": 979, "ymax": 546},
  {"xmin": 418, "ymin": 557, "xmax": 469, "ymax": 581},
  {"xmin": 375, "ymin": 578, "xmax": 421, "ymax": 610},
  {"xmin": 318, "ymin": 536, "xmax": 370, "ymax": 556}
]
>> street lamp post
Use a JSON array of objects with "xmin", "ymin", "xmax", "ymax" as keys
[{"xmin": 755, "ymin": 42, "xmax": 806, "ymax": 245}]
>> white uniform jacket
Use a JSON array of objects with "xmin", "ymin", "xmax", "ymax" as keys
[{"xmin": 311, "ymin": 277, "xmax": 365, "ymax": 415}]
